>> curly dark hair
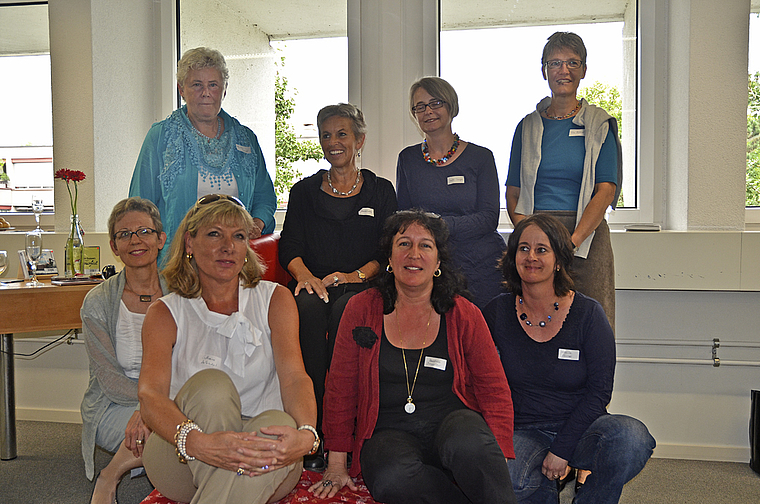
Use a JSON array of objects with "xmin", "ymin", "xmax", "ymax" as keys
[
  {"xmin": 499, "ymin": 213, "xmax": 575, "ymax": 297},
  {"xmin": 372, "ymin": 209, "xmax": 470, "ymax": 314}
]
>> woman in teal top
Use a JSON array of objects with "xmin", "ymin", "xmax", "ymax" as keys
[
  {"xmin": 129, "ymin": 47, "xmax": 276, "ymax": 262},
  {"xmin": 506, "ymin": 32, "xmax": 621, "ymax": 334}
]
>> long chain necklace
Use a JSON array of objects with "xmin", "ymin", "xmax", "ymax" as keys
[
  {"xmin": 518, "ymin": 297, "xmax": 559, "ymax": 327},
  {"xmin": 422, "ymin": 134, "xmax": 460, "ymax": 165},
  {"xmin": 327, "ymin": 169, "xmax": 361, "ymax": 196},
  {"xmin": 545, "ymin": 100, "xmax": 581, "ymax": 120},
  {"xmin": 397, "ymin": 307, "xmax": 432, "ymax": 414}
]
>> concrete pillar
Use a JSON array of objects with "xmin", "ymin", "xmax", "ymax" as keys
[{"xmin": 348, "ymin": 0, "xmax": 439, "ymax": 182}]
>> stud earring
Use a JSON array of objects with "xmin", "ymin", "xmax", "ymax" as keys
[{"xmin": 186, "ymin": 253, "xmax": 193, "ymax": 260}]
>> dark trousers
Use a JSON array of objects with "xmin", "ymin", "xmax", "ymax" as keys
[
  {"xmin": 293, "ymin": 282, "xmax": 365, "ymax": 431},
  {"xmin": 360, "ymin": 409, "xmax": 517, "ymax": 504}
]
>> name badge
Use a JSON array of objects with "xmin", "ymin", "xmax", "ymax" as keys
[
  {"xmin": 200, "ymin": 354, "xmax": 221, "ymax": 368},
  {"xmin": 424, "ymin": 356, "xmax": 447, "ymax": 371},
  {"xmin": 236, "ymin": 144, "xmax": 252, "ymax": 154},
  {"xmin": 569, "ymin": 129, "xmax": 585, "ymax": 137},
  {"xmin": 447, "ymin": 175, "xmax": 465, "ymax": 185},
  {"xmin": 558, "ymin": 349, "xmax": 580, "ymax": 361},
  {"xmin": 358, "ymin": 207, "xmax": 375, "ymax": 217}
]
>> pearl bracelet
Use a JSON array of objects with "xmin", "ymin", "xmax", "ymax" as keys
[
  {"xmin": 297, "ymin": 424, "xmax": 321, "ymax": 455},
  {"xmin": 175, "ymin": 418, "xmax": 203, "ymax": 463}
]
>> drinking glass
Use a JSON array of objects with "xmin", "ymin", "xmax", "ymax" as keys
[
  {"xmin": 32, "ymin": 195, "xmax": 44, "ymax": 230},
  {"xmin": 0, "ymin": 251, "xmax": 7, "ymax": 277},
  {"xmin": 25, "ymin": 230, "xmax": 43, "ymax": 287}
]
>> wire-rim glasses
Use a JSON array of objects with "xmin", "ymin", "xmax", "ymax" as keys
[
  {"xmin": 113, "ymin": 228, "xmax": 158, "ymax": 242},
  {"xmin": 545, "ymin": 59, "xmax": 583, "ymax": 70}
]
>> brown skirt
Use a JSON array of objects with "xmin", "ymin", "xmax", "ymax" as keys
[{"xmin": 537, "ymin": 211, "xmax": 616, "ymax": 334}]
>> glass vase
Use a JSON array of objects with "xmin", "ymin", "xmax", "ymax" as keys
[{"xmin": 64, "ymin": 214, "xmax": 84, "ymax": 277}]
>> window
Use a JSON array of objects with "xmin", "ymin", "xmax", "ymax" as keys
[
  {"xmin": 0, "ymin": 2, "xmax": 53, "ymax": 215},
  {"xmin": 440, "ymin": 0, "xmax": 638, "ymax": 224},
  {"xmin": 747, "ymin": 11, "xmax": 760, "ymax": 208},
  {"xmin": 178, "ymin": 0, "xmax": 347, "ymax": 207}
]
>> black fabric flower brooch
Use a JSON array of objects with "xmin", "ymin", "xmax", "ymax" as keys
[{"xmin": 353, "ymin": 327, "xmax": 378, "ymax": 349}]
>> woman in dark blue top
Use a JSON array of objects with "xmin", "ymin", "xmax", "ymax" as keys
[
  {"xmin": 483, "ymin": 213, "xmax": 654, "ymax": 504},
  {"xmin": 397, "ymin": 77, "xmax": 505, "ymax": 308}
]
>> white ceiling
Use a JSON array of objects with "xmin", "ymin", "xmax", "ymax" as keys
[{"xmin": 3, "ymin": 0, "xmax": 760, "ymax": 54}]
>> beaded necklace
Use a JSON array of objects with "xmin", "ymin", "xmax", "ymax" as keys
[
  {"xmin": 544, "ymin": 100, "xmax": 581, "ymax": 120},
  {"xmin": 422, "ymin": 134, "xmax": 460, "ymax": 165},
  {"xmin": 327, "ymin": 169, "xmax": 361, "ymax": 196},
  {"xmin": 518, "ymin": 297, "xmax": 560, "ymax": 328}
]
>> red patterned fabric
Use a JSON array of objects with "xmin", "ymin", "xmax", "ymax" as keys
[{"xmin": 140, "ymin": 469, "xmax": 381, "ymax": 504}]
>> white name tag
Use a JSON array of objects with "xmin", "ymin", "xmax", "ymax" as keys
[
  {"xmin": 200, "ymin": 354, "xmax": 221, "ymax": 367},
  {"xmin": 447, "ymin": 175, "xmax": 465, "ymax": 185},
  {"xmin": 569, "ymin": 129, "xmax": 585, "ymax": 137},
  {"xmin": 558, "ymin": 349, "xmax": 580, "ymax": 361},
  {"xmin": 358, "ymin": 207, "xmax": 375, "ymax": 217},
  {"xmin": 236, "ymin": 144, "xmax": 252, "ymax": 154},
  {"xmin": 424, "ymin": 356, "xmax": 447, "ymax": 371}
]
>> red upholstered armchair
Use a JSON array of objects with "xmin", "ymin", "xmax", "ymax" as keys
[{"xmin": 249, "ymin": 233, "xmax": 292, "ymax": 287}]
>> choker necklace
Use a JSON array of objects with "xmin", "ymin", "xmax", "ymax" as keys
[
  {"xmin": 422, "ymin": 134, "xmax": 460, "ymax": 165},
  {"xmin": 545, "ymin": 100, "xmax": 581, "ymax": 120},
  {"xmin": 518, "ymin": 297, "xmax": 559, "ymax": 327},
  {"xmin": 398, "ymin": 307, "xmax": 433, "ymax": 414},
  {"xmin": 126, "ymin": 281, "xmax": 161, "ymax": 303},
  {"xmin": 192, "ymin": 116, "xmax": 222, "ymax": 141},
  {"xmin": 327, "ymin": 169, "xmax": 361, "ymax": 196}
]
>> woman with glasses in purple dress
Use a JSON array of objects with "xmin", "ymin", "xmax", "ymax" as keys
[{"xmin": 396, "ymin": 77, "xmax": 506, "ymax": 309}]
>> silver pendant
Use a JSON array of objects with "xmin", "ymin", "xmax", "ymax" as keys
[{"xmin": 405, "ymin": 401, "xmax": 416, "ymax": 414}]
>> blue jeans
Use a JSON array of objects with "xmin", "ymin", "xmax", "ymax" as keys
[{"xmin": 509, "ymin": 415, "xmax": 655, "ymax": 504}]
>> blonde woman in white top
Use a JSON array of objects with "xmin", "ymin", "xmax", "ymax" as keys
[{"xmin": 138, "ymin": 195, "xmax": 318, "ymax": 504}]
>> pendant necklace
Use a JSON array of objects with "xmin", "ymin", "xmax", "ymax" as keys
[
  {"xmin": 125, "ymin": 280, "xmax": 161, "ymax": 303},
  {"xmin": 398, "ymin": 306, "xmax": 432, "ymax": 414},
  {"xmin": 518, "ymin": 297, "xmax": 559, "ymax": 327}
]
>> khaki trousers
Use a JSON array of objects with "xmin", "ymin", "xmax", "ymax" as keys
[{"xmin": 143, "ymin": 369, "xmax": 302, "ymax": 504}]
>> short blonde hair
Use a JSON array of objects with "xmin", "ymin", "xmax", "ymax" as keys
[
  {"xmin": 162, "ymin": 198, "xmax": 264, "ymax": 298},
  {"xmin": 176, "ymin": 47, "xmax": 229, "ymax": 91},
  {"xmin": 408, "ymin": 76, "xmax": 459, "ymax": 120},
  {"xmin": 107, "ymin": 197, "xmax": 162, "ymax": 237}
]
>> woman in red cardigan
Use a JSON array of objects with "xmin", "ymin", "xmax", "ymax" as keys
[{"xmin": 309, "ymin": 210, "xmax": 517, "ymax": 504}]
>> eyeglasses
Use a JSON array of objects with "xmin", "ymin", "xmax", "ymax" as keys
[
  {"xmin": 192, "ymin": 194, "xmax": 245, "ymax": 213},
  {"xmin": 113, "ymin": 227, "xmax": 158, "ymax": 242},
  {"xmin": 411, "ymin": 99, "xmax": 446, "ymax": 114},
  {"xmin": 545, "ymin": 59, "xmax": 583, "ymax": 70}
]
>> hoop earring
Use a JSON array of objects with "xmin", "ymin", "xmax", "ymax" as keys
[
  {"xmin": 386, "ymin": 264, "xmax": 393, "ymax": 273},
  {"xmin": 434, "ymin": 269, "xmax": 442, "ymax": 277}
]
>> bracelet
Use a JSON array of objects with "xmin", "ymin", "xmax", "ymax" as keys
[
  {"xmin": 175, "ymin": 418, "xmax": 203, "ymax": 463},
  {"xmin": 297, "ymin": 424, "xmax": 321, "ymax": 455}
]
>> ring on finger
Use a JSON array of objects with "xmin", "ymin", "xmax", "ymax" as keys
[
  {"xmin": 236, "ymin": 467, "xmax": 245, "ymax": 476},
  {"xmin": 332, "ymin": 275, "xmax": 339, "ymax": 285},
  {"xmin": 135, "ymin": 439, "xmax": 143, "ymax": 445},
  {"xmin": 261, "ymin": 465, "xmax": 269, "ymax": 471},
  {"xmin": 322, "ymin": 479, "xmax": 333, "ymax": 487}
]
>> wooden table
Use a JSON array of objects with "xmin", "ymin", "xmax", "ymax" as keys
[{"xmin": 0, "ymin": 281, "xmax": 97, "ymax": 459}]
